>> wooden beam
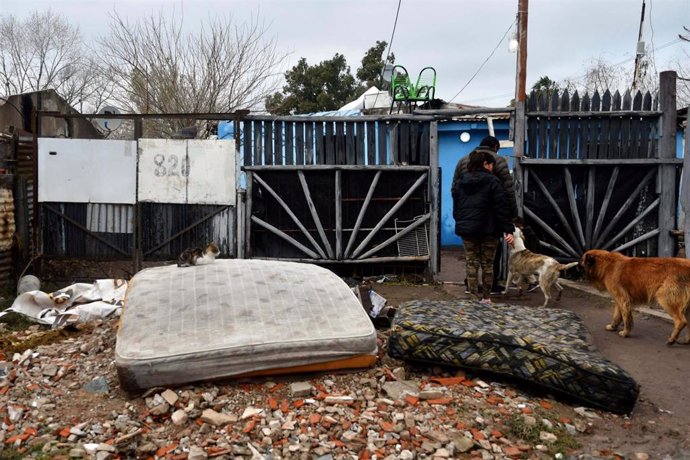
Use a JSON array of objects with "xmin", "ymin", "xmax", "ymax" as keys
[
  {"xmin": 520, "ymin": 158, "xmax": 682, "ymax": 165},
  {"xmin": 657, "ymin": 71, "xmax": 678, "ymax": 257},
  {"xmin": 428, "ymin": 121, "xmax": 440, "ymax": 274},
  {"xmin": 524, "ymin": 206, "xmax": 581, "ymax": 258},
  {"xmin": 298, "ymin": 170, "xmax": 334, "ymax": 259},
  {"xmin": 243, "ymin": 165, "xmax": 430, "ymax": 171},
  {"xmin": 350, "ymin": 172, "xmax": 428, "ymax": 259},
  {"xmin": 335, "ymin": 170, "xmax": 342, "ymax": 259},
  {"xmin": 563, "ymin": 168, "xmax": 587, "ymax": 249},
  {"xmin": 252, "ymin": 173, "xmax": 327, "ymax": 259},
  {"xmin": 251, "ymin": 216, "xmax": 319, "ymax": 259},
  {"xmin": 592, "ymin": 166, "xmax": 620, "ymax": 245},
  {"xmin": 245, "ymin": 171, "xmax": 253, "ymax": 257},
  {"xmin": 538, "ymin": 240, "xmax": 574, "ymax": 258},
  {"xmin": 594, "ymin": 167, "xmax": 656, "ymax": 247},
  {"xmin": 612, "ymin": 229, "xmax": 660, "ymax": 253},
  {"xmin": 357, "ymin": 214, "xmax": 430, "ymax": 260},
  {"xmin": 252, "ymin": 255, "xmax": 430, "ymax": 264},
  {"xmin": 344, "ymin": 171, "xmax": 381, "ymax": 259},
  {"xmin": 528, "ymin": 169, "xmax": 583, "ymax": 252},
  {"xmin": 585, "ymin": 167, "xmax": 595, "ymax": 247},
  {"xmin": 682, "ymin": 115, "xmax": 690, "ymax": 258},
  {"xmin": 526, "ymin": 110, "xmax": 661, "ymax": 117},
  {"xmin": 602, "ymin": 198, "xmax": 660, "ymax": 250}
]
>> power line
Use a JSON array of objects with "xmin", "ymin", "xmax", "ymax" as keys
[{"xmin": 449, "ymin": 19, "xmax": 516, "ymax": 103}]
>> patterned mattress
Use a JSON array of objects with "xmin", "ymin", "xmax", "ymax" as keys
[
  {"xmin": 388, "ymin": 300, "xmax": 639, "ymax": 414},
  {"xmin": 116, "ymin": 260, "xmax": 377, "ymax": 392}
]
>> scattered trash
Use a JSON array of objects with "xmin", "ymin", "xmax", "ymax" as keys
[
  {"xmin": 17, "ymin": 275, "xmax": 41, "ymax": 295},
  {"xmin": 368, "ymin": 289, "xmax": 387, "ymax": 318}
]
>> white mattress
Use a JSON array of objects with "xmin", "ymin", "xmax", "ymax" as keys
[{"xmin": 115, "ymin": 259, "xmax": 377, "ymax": 391}]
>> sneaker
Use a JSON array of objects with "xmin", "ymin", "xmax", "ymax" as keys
[
  {"xmin": 490, "ymin": 285, "xmax": 505, "ymax": 295},
  {"xmin": 479, "ymin": 298, "xmax": 493, "ymax": 306},
  {"xmin": 527, "ymin": 283, "xmax": 540, "ymax": 293}
]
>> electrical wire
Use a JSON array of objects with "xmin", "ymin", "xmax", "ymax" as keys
[
  {"xmin": 377, "ymin": 0, "xmax": 402, "ymax": 87},
  {"xmin": 449, "ymin": 19, "xmax": 516, "ymax": 103}
]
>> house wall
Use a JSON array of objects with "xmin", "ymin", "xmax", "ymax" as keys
[{"xmin": 438, "ymin": 119, "xmax": 512, "ymax": 247}]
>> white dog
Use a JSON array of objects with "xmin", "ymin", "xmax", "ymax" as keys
[{"xmin": 502, "ymin": 227, "xmax": 578, "ymax": 307}]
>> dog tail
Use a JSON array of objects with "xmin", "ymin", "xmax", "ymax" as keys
[{"xmin": 557, "ymin": 261, "xmax": 579, "ymax": 272}]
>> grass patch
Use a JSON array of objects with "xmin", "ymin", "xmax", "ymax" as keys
[{"xmin": 506, "ymin": 411, "xmax": 580, "ymax": 457}]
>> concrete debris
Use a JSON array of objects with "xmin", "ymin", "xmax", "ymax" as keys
[{"xmin": 0, "ymin": 315, "xmax": 671, "ymax": 459}]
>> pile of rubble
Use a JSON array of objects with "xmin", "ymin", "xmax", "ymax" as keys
[{"xmin": 0, "ymin": 319, "xmax": 641, "ymax": 459}]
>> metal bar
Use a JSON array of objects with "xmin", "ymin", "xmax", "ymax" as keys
[
  {"xmin": 350, "ymin": 172, "xmax": 428, "ymax": 259},
  {"xmin": 523, "ymin": 206, "xmax": 581, "ymax": 258},
  {"xmin": 243, "ymin": 165, "xmax": 430, "ymax": 171},
  {"xmin": 358, "ymin": 213, "xmax": 430, "ymax": 260},
  {"xmin": 519, "ymin": 158, "xmax": 682, "ymax": 165},
  {"xmin": 42, "ymin": 204, "xmax": 130, "ymax": 257},
  {"xmin": 298, "ymin": 170, "xmax": 334, "ymax": 259},
  {"xmin": 612, "ymin": 229, "xmax": 660, "ymax": 253},
  {"xmin": 344, "ymin": 170, "xmax": 381, "ymax": 259},
  {"xmin": 252, "ymin": 173, "xmax": 327, "ymax": 259},
  {"xmin": 528, "ymin": 169, "xmax": 583, "ymax": 252},
  {"xmin": 594, "ymin": 167, "xmax": 656, "ymax": 247},
  {"xmin": 602, "ymin": 198, "xmax": 660, "ymax": 250},
  {"xmin": 592, "ymin": 166, "xmax": 620, "ymax": 244},
  {"xmin": 251, "ymin": 216, "xmax": 319, "ymax": 259},
  {"xmin": 335, "ymin": 170, "xmax": 342, "ymax": 259},
  {"xmin": 144, "ymin": 205, "xmax": 231, "ymax": 256}
]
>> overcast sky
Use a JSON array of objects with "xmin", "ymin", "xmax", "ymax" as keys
[{"xmin": 3, "ymin": 0, "xmax": 690, "ymax": 107}]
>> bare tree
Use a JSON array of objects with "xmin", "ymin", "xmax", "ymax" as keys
[
  {"xmin": 0, "ymin": 10, "xmax": 105, "ymax": 110},
  {"xmin": 562, "ymin": 57, "xmax": 658, "ymax": 97},
  {"xmin": 96, "ymin": 10, "xmax": 288, "ymax": 136}
]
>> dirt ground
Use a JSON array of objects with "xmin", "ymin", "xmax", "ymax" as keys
[{"xmin": 372, "ymin": 249, "xmax": 690, "ymax": 459}]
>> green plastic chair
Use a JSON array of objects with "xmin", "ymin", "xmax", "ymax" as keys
[{"xmin": 390, "ymin": 65, "xmax": 437, "ymax": 113}]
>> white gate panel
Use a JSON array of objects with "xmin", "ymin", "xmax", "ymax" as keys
[
  {"xmin": 187, "ymin": 140, "xmax": 236, "ymax": 205},
  {"xmin": 138, "ymin": 139, "xmax": 236, "ymax": 205},
  {"xmin": 38, "ymin": 138, "xmax": 137, "ymax": 204}
]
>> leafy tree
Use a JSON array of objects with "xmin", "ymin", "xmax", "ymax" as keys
[
  {"xmin": 266, "ymin": 40, "xmax": 392, "ymax": 115},
  {"xmin": 532, "ymin": 76, "xmax": 560, "ymax": 95}
]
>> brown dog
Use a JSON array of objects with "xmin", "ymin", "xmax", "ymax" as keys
[{"xmin": 581, "ymin": 249, "xmax": 690, "ymax": 345}]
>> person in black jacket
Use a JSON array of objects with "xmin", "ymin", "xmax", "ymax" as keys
[{"xmin": 453, "ymin": 149, "xmax": 515, "ymax": 305}]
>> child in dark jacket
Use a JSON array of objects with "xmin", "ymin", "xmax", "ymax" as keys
[{"xmin": 452, "ymin": 150, "xmax": 515, "ymax": 305}]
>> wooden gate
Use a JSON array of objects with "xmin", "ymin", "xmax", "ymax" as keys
[
  {"xmin": 519, "ymin": 73, "xmax": 682, "ymax": 260},
  {"xmin": 241, "ymin": 115, "xmax": 440, "ymax": 271}
]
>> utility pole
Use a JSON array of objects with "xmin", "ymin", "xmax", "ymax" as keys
[
  {"xmin": 632, "ymin": 0, "xmax": 647, "ymax": 91},
  {"xmin": 513, "ymin": 0, "xmax": 528, "ymax": 216}
]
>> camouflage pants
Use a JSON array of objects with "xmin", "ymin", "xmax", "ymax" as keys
[{"xmin": 464, "ymin": 236, "xmax": 499, "ymax": 299}]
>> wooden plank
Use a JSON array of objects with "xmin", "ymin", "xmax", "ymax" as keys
[
  {"xmin": 620, "ymin": 116, "xmax": 631, "ymax": 158},
  {"xmin": 345, "ymin": 121, "xmax": 355, "ymax": 165},
  {"xmin": 564, "ymin": 167, "xmax": 586, "ymax": 249},
  {"xmin": 602, "ymin": 198, "xmax": 660, "ymax": 250},
  {"xmin": 335, "ymin": 170, "xmax": 342, "ymax": 259},
  {"xmin": 602, "ymin": 90, "xmax": 612, "ymax": 111},
  {"xmin": 285, "ymin": 121, "xmax": 294, "ymax": 165},
  {"xmin": 410, "ymin": 122, "xmax": 420, "ymax": 165},
  {"xmin": 557, "ymin": 90, "xmax": 570, "ymax": 159},
  {"xmin": 335, "ymin": 122, "xmax": 346, "ymax": 165},
  {"xmin": 295, "ymin": 122, "xmax": 305, "ymax": 165},
  {"xmin": 358, "ymin": 214, "xmax": 430, "ymax": 260},
  {"xmin": 253, "ymin": 121, "xmax": 262, "ymax": 165},
  {"xmin": 356, "ymin": 121, "xmax": 365, "ymax": 165},
  {"xmin": 399, "ymin": 122, "xmax": 411, "ymax": 165},
  {"xmin": 244, "ymin": 164, "xmax": 432, "ymax": 171},
  {"xmin": 612, "ymin": 229, "xmax": 660, "ymax": 253},
  {"xmin": 519, "ymin": 158, "xmax": 681, "ymax": 165},
  {"xmin": 264, "ymin": 121, "xmax": 273, "ymax": 165},
  {"xmin": 325, "ymin": 122, "xmax": 335, "ymax": 164},
  {"xmin": 390, "ymin": 123, "xmax": 399, "ymax": 165},
  {"xmin": 251, "ymin": 216, "xmax": 319, "ymax": 259},
  {"xmin": 243, "ymin": 121, "xmax": 252, "ymax": 166},
  {"xmin": 683, "ymin": 119, "xmax": 690, "ymax": 258},
  {"xmin": 642, "ymin": 91, "xmax": 652, "ymax": 110},
  {"xmin": 252, "ymin": 173, "xmax": 327, "ymax": 259},
  {"xmin": 298, "ymin": 171, "xmax": 334, "ymax": 259},
  {"xmin": 378, "ymin": 121, "xmax": 388, "ymax": 165},
  {"xmin": 344, "ymin": 171, "xmax": 381, "ymax": 259},
  {"xmin": 592, "ymin": 166, "xmax": 620, "ymax": 243},
  {"xmin": 420, "ymin": 122, "xmax": 430, "ymax": 166},
  {"xmin": 305, "ymin": 122, "xmax": 314, "ymax": 165},
  {"xmin": 273, "ymin": 121, "xmax": 284, "ymax": 165},
  {"xmin": 523, "ymin": 206, "xmax": 581, "ymax": 258},
  {"xmin": 528, "ymin": 169, "xmax": 583, "ymax": 252},
  {"xmin": 538, "ymin": 92, "xmax": 548, "ymax": 158},
  {"xmin": 548, "ymin": 117, "xmax": 558, "ymax": 159},
  {"xmin": 366, "ymin": 122, "xmax": 376, "ymax": 165},
  {"xmin": 657, "ymin": 71, "xmax": 678, "ymax": 257},
  {"xmin": 585, "ymin": 166, "xmax": 595, "ymax": 247},
  {"xmin": 350, "ymin": 172, "xmax": 428, "ymax": 259},
  {"xmin": 638, "ymin": 118, "xmax": 652, "ymax": 159},
  {"xmin": 245, "ymin": 171, "xmax": 253, "ymax": 257},
  {"xmin": 589, "ymin": 91, "xmax": 601, "ymax": 159},
  {"xmin": 594, "ymin": 167, "xmax": 656, "ymax": 247},
  {"xmin": 527, "ymin": 115, "xmax": 538, "ymax": 157},
  {"xmin": 429, "ymin": 121, "xmax": 439, "ymax": 273},
  {"xmin": 315, "ymin": 122, "xmax": 325, "ymax": 164}
]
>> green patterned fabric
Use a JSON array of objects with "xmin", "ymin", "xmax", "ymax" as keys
[{"xmin": 388, "ymin": 300, "xmax": 639, "ymax": 414}]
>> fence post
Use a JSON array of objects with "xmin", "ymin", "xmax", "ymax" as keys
[
  {"xmin": 682, "ymin": 108, "xmax": 690, "ymax": 258},
  {"xmin": 658, "ymin": 71, "xmax": 677, "ymax": 257},
  {"xmin": 429, "ymin": 121, "xmax": 439, "ymax": 274}
]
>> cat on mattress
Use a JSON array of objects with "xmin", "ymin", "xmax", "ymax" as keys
[{"xmin": 177, "ymin": 243, "xmax": 220, "ymax": 267}]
